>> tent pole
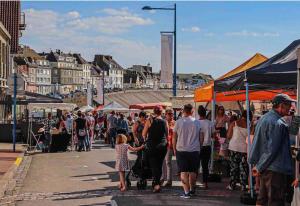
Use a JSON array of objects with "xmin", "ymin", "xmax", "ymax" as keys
[
  {"xmin": 296, "ymin": 48, "xmax": 300, "ymax": 180},
  {"xmin": 210, "ymin": 90, "xmax": 216, "ymax": 172},
  {"xmin": 204, "ymin": 101, "xmax": 209, "ymax": 110},
  {"xmin": 245, "ymin": 78, "xmax": 254, "ymax": 198},
  {"xmin": 237, "ymin": 101, "xmax": 244, "ymax": 113},
  {"xmin": 194, "ymin": 102, "xmax": 196, "ymax": 118}
]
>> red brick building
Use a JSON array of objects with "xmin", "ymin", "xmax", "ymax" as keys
[{"xmin": 0, "ymin": 0, "xmax": 25, "ymax": 54}]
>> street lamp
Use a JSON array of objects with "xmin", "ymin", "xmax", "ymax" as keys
[{"xmin": 142, "ymin": 4, "xmax": 177, "ymax": 97}]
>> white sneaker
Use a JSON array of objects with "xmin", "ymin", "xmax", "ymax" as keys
[{"xmin": 180, "ymin": 192, "xmax": 191, "ymax": 199}]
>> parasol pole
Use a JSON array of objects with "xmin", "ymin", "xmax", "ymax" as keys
[
  {"xmin": 296, "ymin": 48, "xmax": 300, "ymax": 180},
  {"xmin": 245, "ymin": 73, "xmax": 254, "ymax": 198},
  {"xmin": 210, "ymin": 88, "xmax": 216, "ymax": 172}
]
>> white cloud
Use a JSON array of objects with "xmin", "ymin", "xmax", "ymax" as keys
[
  {"xmin": 67, "ymin": 8, "xmax": 154, "ymax": 34},
  {"xmin": 67, "ymin": 15, "xmax": 153, "ymax": 34},
  {"xmin": 181, "ymin": 26, "xmax": 200, "ymax": 33},
  {"xmin": 226, "ymin": 30, "xmax": 280, "ymax": 37},
  {"xmin": 102, "ymin": 8, "xmax": 131, "ymax": 16},
  {"xmin": 21, "ymin": 8, "xmax": 159, "ymax": 70},
  {"xmin": 67, "ymin": 11, "xmax": 80, "ymax": 19}
]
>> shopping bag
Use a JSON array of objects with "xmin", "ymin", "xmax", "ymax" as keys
[{"xmin": 291, "ymin": 187, "xmax": 300, "ymax": 206}]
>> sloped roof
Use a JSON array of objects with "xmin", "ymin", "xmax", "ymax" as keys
[
  {"xmin": 18, "ymin": 46, "xmax": 43, "ymax": 60},
  {"xmin": 73, "ymin": 53, "xmax": 87, "ymax": 64},
  {"xmin": 91, "ymin": 64, "xmax": 103, "ymax": 76}
]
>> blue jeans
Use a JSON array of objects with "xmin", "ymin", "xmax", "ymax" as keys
[
  {"xmin": 109, "ymin": 128, "xmax": 117, "ymax": 148},
  {"xmin": 85, "ymin": 135, "xmax": 90, "ymax": 150},
  {"xmin": 78, "ymin": 138, "xmax": 85, "ymax": 152}
]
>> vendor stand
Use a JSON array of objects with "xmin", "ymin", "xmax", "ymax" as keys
[
  {"xmin": 194, "ymin": 53, "xmax": 269, "ymax": 184},
  {"xmin": 27, "ymin": 102, "xmax": 77, "ymax": 153},
  {"xmin": 214, "ymin": 39, "xmax": 300, "ymax": 204}
]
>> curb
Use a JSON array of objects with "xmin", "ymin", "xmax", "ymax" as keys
[{"xmin": 0, "ymin": 151, "xmax": 25, "ymax": 200}]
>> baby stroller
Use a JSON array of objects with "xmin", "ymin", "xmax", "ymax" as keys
[{"xmin": 126, "ymin": 141, "xmax": 152, "ymax": 190}]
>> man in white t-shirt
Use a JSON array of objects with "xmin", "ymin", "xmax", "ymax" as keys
[
  {"xmin": 198, "ymin": 105, "xmax": 214, "ymax": 189},
  {"xmin": 173, "ymin": 104, "xmax": 203, "ymax": 199}
]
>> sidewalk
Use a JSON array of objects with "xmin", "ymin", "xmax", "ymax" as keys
[
  {"xmin": 0, "ymin": 143, "xmax": 27, "ymax": 199},
  {"xmin": 0, "ymin": 140, "xmax": 244, "ymax": 206}
]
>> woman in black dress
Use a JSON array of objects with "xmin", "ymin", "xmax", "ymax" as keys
[{"xmin": 143, "ymin": 106, "xmax": 168, "ymax": 193}]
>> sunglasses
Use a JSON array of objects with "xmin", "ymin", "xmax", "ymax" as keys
[{"xmin": 167, "ymin": 113, "xmax": 174, "ymax": 115}]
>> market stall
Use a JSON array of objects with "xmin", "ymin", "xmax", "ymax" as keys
[
  {"xmin": 214, "ymin": 39, "xmax": 300, "ymax": 203},
  {"xmin": 129, "ymin": 102, "xmax": 172, "ymax": 110},
  {"xmin": 79, "ymin": 105, "xmax": 94, "ymax": 113},
  {"xmin": 102, "ymin": 101, "xmax": 139, "ymax": 113},
  {"xmin": 194, "ymin": 53, "xmax": 268, "ymax": 102}
]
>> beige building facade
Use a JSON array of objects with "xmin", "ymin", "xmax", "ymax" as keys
[{"xmin": 0, "ymin": 22, "xmax": 11, "ymax": 90}]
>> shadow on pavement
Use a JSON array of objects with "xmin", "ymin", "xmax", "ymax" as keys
[{"xmin": 79, "ymin": 204, "xmax": 110, "ymax": 206}]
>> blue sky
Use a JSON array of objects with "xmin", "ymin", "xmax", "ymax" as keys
[{"xmin": 21, "ymin": 1, "xmax": 300, "ymax": 78}]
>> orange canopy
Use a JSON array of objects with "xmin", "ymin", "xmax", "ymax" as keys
[
  {"xmin": 215, "ymin": 90, "xmax": 296, "ymax": 102},
  {"xmin": 194, "ymin": 53, "xmax": 268, "ymax": 102}
]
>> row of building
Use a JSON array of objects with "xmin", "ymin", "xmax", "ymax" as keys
[
  {"xmin": 13, "ymin": 47, "xmax": 125, "ymax": 95},
  {"xmin": 11, "ymin": 46, "xmax": 213, "ymax": 96}
]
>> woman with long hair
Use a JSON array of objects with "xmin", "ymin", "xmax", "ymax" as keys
[
  {"xmin": 143, "ymin": 106, "xmax": 168, "ymax": 193},
  {"xmin": 161, "ymin": 108, "xmax": 176, "ymax": 187},
  {"xmin": 215, "ymin": 106, "xmax": 230, "ymax": 157},
  {"xmin": 227, "ymin": 110, "xmax": 252, "ymax": 191},
  {"xmin": 132, "ymin": 111, "xmax": 147, "ymax": 145}
]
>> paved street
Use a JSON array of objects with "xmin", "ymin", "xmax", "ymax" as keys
[{"xmin": 7, "ymin": 141, "xmax": 243, "ymax": 206}]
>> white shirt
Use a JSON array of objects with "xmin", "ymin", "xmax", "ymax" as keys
[
  {"xmin": 228, "ymin": 122, "xmax": 248, "ymax": 153},
  {"xmin": 174, "ymin": 116, "xmax": 201, "ymax": 152},
  {"xmin": 199, "ymin": 119, "xmax": 214, "ymax": 146}
]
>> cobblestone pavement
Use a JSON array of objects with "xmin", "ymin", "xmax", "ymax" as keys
[
  {"xmin": 0, "ymin": 141, "xmax": 243, "ymax": 206},
  {"xmin": 0, "ymin": 152, "xmax": 20, "ymax": 179},
  {"xmin": 0, "ymin": 153, "xmax": 32, "ymax": 206}
]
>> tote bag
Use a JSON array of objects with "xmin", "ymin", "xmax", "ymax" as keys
[{"xmin": 292, "ymin": 187, "xmax": 300, "ymax": 206}]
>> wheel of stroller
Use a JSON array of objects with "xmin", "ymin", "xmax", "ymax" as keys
[
  {"xmin": 136, "ymin": 180, "xmax": 146, "ymax": 190},
  {"xmin": 141, "ymin": 180, "xmax": 147, "ymax": 190},
  {"xmin": 126, "ymin": 180, "xmax": 131, "ymax": 189},
  {"xmin": 137, "ymin": 181, "xmax": 141, "ymax": 190}
]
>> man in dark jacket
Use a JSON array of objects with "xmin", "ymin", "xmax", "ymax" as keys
[{"xmin": 249, "ymin": 94, "xmax": 295, "ymax": 206}]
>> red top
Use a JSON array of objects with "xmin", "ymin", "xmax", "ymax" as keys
[{"xmin": 167, "ymin": 120, "xmax": 175, "ymax": 149}]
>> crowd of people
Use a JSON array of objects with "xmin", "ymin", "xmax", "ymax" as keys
[
  {"xmin": 38, "ymin": 93, "xmax": 299, "ymax": 204},
  {"xmin": 113, "ymin": 93, "xmax": 300, "ymax": 205},
  {"xmin": 40, "ymin": 110, "xmax": 102, "ymax": 152}
]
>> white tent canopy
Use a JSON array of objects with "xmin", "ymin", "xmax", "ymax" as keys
[
  {"xmin": 102, "ymin": 101, "xmax": 139, "ymax": 112},
  {"xmin": 79, "ymin": 105, "xmax": 94, "ymax": 113},
  {"xmin": 28, "ymin": 103, "xmax": 77, "ymax": 112}
]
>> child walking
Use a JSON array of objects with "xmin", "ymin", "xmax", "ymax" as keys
[{"xmin": 115, "ymin": 134, "xmax": 144, "ymax": 192}]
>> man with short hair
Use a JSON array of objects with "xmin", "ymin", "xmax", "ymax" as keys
[
  {"xmin": 43, "ymin": 112, "xmax": 56, "ymax": 151},
  {"xmin": 249, "ymin": 94, "xmax": 295, "ymax": 206},
  {"xmin": 107, "ymin": 110, "xmax": 118, "ymax": 148},
  {"xmin": 173, "ymin": 104, "xmax": 202, "ymax": 198}
]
